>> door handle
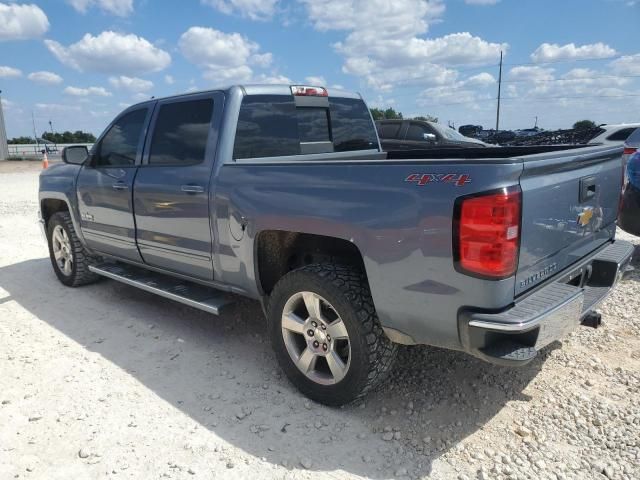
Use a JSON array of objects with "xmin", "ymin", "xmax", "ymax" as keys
[
  {"xmin": 112, "ymin": 181, "xmax": 129, "ymax": 191},
  {"xmin": 181, "ymin": 184, "xmax": 205, "ymax": 194}
]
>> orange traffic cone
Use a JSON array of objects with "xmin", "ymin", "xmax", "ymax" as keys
[{"xmin": 42, "ymin": 151, "xmax": 49, "ymax": 169}]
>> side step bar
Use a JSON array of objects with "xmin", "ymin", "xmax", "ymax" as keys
[{"xmin": 89, "ymin": 263, "xmax": 233, "ymax": 315}]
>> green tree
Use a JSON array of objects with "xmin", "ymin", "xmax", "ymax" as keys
[
  {"xmin": 573, "ymin": 120, "xmax": 597, "ymax": 131},
  {"xmin": 41, "ymin": 130, "xmax": 96, "ymax": 143},
  {"xmin": 370, "ymin": 108, "xmax": 385, "ymax": 120},
  {"xmin": 412, "ymin": 115, "xmax": 438, "ymax": 123},
  {"xmin": 383, "ymin": 107, "xmax": 402, "ymax": 119},
  {"xmin": 8, "ymin": 136, "xmax": 34, "ymax": 144},
  {"xmin": 370, "ymin": 107, "xmax": 403, "ymax": 120}
]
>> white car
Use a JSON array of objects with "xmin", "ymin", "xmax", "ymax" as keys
[{"xmin": 589, "ymin": 123, "xmax": 640, "ymax": 146}]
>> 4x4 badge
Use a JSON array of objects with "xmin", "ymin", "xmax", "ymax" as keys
[{"xmin": 405, "ymin": 173, "xmax": 471, "ymax": 187}]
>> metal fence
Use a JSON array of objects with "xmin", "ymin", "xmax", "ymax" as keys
[{"xmin": 6, "ymin": 143, "xmax": 94, "ymax": 159}]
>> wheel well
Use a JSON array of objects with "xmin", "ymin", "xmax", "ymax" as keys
[
  {"xmin": 41, "ymin": 199, "xmax": 69, "ymax": 227},
  {"xmin": 256, "ymin": 231, "xmax": 367, "ymax": 295}
]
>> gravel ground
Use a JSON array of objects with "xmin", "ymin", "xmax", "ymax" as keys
[{"xmin": 0, "ymin": 162, "xmax": 638, "ymax": 480}]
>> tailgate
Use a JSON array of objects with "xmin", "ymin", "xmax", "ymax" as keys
[{"xmin": 516, "ymin": 146, "xmax": 623, "ymax": 296}]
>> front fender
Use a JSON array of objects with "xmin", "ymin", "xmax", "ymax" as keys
[{"xmin": 39, "ymin": 164, "xmax": 87, "ymax": 247}]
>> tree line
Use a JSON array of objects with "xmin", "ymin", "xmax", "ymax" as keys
[
  {"xmin": 370, "ymin": 107, "xmax": 438, "ymax": 123},
  {"xmin": 8, "ymin": 130, "xmax": 96, "ymax": 144}
]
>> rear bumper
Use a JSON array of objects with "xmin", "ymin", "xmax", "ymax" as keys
[{"xmin": 459, "ymin": 240, "xmax": 634, "ymax": 366}]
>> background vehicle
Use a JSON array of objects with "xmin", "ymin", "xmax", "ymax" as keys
[
  {"xmin": 39, "ymin": 84, "xmax": 632, "ymax": 406},
  {"xmin": 376, "ymin": 119, "xmax": 488, "ymax": 150},
  {"xmin": 618, "ymin": 150, "xmax": 640, "ymax": 236},
  {"xmin": 588, "ymin": 123, "xmax": 640, "ymax": 146},
  {"xmin": 622, "ymin": 128, "xmax": 640, "ymax": 166}
]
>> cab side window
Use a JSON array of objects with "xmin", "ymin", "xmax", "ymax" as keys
[
  {"xmin": 378, "ymin": 122, "xmax": 402, "ymax": 139},
  {"xmin": 405, "ymin": 123, "xmax": 434, "ymax": 141},
  {"xmin": 96, "ymin": 108, "xmax": 147, "ymax": 167},
  {"xmin": 148, "ymin": 98, "xmax": 214, "ymax": 166}
]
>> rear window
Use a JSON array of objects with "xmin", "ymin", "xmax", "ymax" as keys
[
  {"xmin": 329, "ymin": 98, "xmax": 378, "ymax": 152},
  {"xmin": 233, "ymin": 94, "xmax": 377, "ymax": 159},
  {"xmin": 625, "ymin": 128, "xmax": 640, "ymax": 145},
  {"xmin": 377, "ymin": 122, "xmax": 401, "ymax": 139},
  {"xmin": 297, "ymin": 107, "xmax": 331, "ymax": 143},
  {"xmin": 607, "ymin": 127, "xmax": 636, "ymax": 142},
  {"xmin": 233, "ymin": 95, "xmax": 300, "ymax": 159}
]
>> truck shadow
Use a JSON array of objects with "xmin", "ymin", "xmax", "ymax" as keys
[{"xmin": 0, "ymin": 258, "xmax": 550, "ymax": 479}]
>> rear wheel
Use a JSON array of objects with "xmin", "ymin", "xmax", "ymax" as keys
[
  {"xmin": 268, "ymin": 264, "xmax": 396, "ymax": 406},
  {"xmin": 47, "ymin": 211, "xmax": 101, "ymax": 287}
]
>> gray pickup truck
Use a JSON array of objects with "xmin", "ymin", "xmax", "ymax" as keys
[{"xmin": 39, "ymin": 84, "xmax": 633, "ymax": 405}]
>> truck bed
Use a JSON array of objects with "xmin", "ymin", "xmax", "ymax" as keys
[{"xmin": 386, "ymin": 144, "xmax": 611, "ymax": 161}]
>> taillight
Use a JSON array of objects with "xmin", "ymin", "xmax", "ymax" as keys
[
  {"xmin": 454, "ymin": 186, "xmax": 522, "ymax": 279},
  {"xmin": 291, "ymin": 85, "xmax": 328, "ymax": 97},
  {"xmin": 624, "ymin": 147, "xmax": 637, "ymax": 156}
]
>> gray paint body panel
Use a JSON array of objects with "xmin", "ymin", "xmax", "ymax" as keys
[{"xmin": 38, "ymin": 85, "xmax": 624, "ymax": 352}]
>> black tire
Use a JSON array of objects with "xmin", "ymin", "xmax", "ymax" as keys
[
  {"xmin": 268, "ymin": 264, "xmax": 397, "ymax": 406},
  {"xmin": 47, "ymin": 211, "xmax": 101, "ymax": 287}
]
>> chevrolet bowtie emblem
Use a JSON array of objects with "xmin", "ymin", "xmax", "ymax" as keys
[{"xmin": 577, "ymin": 208, "xmax": 594, "ymax": 227}]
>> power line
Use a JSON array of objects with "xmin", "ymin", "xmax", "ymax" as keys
[
  {"xmin": 502, "ymin": 54, "xmax": 629, "ymax": 69},
  {"xmin": 502, "ymin": 74, "xmax": 640, "ymax": 84},
  {"xmin": 416, "ymin": 93, "xmax": 640, "ymax": 109},
  {"xmin": 503, "ymin": 93, "xmax": 640, "ymax": 101}
]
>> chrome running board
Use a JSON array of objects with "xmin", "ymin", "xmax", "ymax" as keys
[{"xmin": 89, "ymin": 262, "xmax": 233, "ymax": 315}]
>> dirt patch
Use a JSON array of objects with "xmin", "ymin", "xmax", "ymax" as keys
[{"xmin": 0, "ymin": 169, "xmax": 638, "ymax": 480}]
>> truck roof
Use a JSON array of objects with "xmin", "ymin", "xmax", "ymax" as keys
[{"xmin": 129, "ymin": 84, "xmax": 363, "ymax": 109}]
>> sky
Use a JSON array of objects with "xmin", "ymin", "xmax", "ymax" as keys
[{"xmin": 0, "ymin": 0, "xmax": 638, "ymax": 138}]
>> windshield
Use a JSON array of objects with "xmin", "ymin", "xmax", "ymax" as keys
[
  {"xmin": 626, "ymin": 128, "xmax": 640, "ymax": 146},
  {"xmin": 429, "ymin": 122, "xmax": 476, "ymax": 142}
]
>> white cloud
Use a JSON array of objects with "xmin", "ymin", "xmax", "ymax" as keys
[
  {"xmin": 1, "ymin": 98, "xmax": 16, "ymax": 109},
  {"xmin": 27, "ymin": 71, "xmax": 63, "ymax": 84},
  {"xmin": 35, "ymin": 103, "xmax": 82, "ymax": 112},
  {"xmin": 305, "ymin": 76, "xmax": 327, "ymax": 85},
  {"xmin": 131, "ymin": 92, "xmax": 151, "ymax": 102},
  {"xmin": 610, "ymin": 54, "xmax": 640, "ymax": 75},
  {"xmin": 302, "ymin": 1, "xmax": 505, "ymax": 91},
  {"xmin": 109, "ymin": 75, "xmax": 153, "ymax": 92},
  {"xmin": 164, "ymin": 74, "xmax": 174, "ymax": 85},
  {"xmin": 463, "ymin": 72, "xmax": 496, "ymax": 86},
  {"xmin": 531, "ymin": 42, "xmax": 617, "ymax": 63},
  {"xmin": 254, "ymin": 73, "xmax": 292, "ymax": 84},
  {"xmin": 66, "ymin": 0, "xmax": 133, "ymax": 17},
  {"xmin": 465, "ymin": 0, "xmax": 499, "ymax": 4},
  {"xmin": 0, "ymin": 2, "xmax": 49, "ymax": 41},
  {"xmin": 201, "ymin": 0, "xmax": 279, "ymax": 21},
  {"xmin": 0, "ymin": 65, "xmax": 22, "ymax": 78},
  {"xmin": 303, "ymin": 0, "xmax": 444, "ymax": 32},
  {"xmin": 45, "ymin": 31, "xmax": 171, "ymax": 75},
  {"xmin": 508, "ymin": 66, "xmax": 555, "ymax": 82},
  {"xmin": 64, "ymin": 86, "xmax": 112, "ymax": 97},
  {"xmin": 179, "ymin": 26, "xmax": 273, "ymax": 84},
  {"xmin": 202, "ymin": 65, "xmax": 253, "ymax": 83},
  {"xmin": 250, "ymin": 52, "xmax": 272, "ymax": 68}
]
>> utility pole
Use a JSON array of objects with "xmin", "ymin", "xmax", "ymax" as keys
[{"xmin": 495, "ymin": 50, "xmax": 503, "ymax": 132}]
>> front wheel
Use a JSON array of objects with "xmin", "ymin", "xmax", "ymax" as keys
[
  {"xmin": 268, "ymin": 264, "xmax": 397, "ymax": 406},
  {"xmin": 47, "ymin": 211, "xmax": 101, "ymax": 287}
]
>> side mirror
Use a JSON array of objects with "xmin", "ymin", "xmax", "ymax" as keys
[
  {"xmin": 423, "ymin": 133, "xmax": 437, "ymax": 143},
  {"xmin": 62, "ymin": 145, "xmax": 89, "ymax": 165}
]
